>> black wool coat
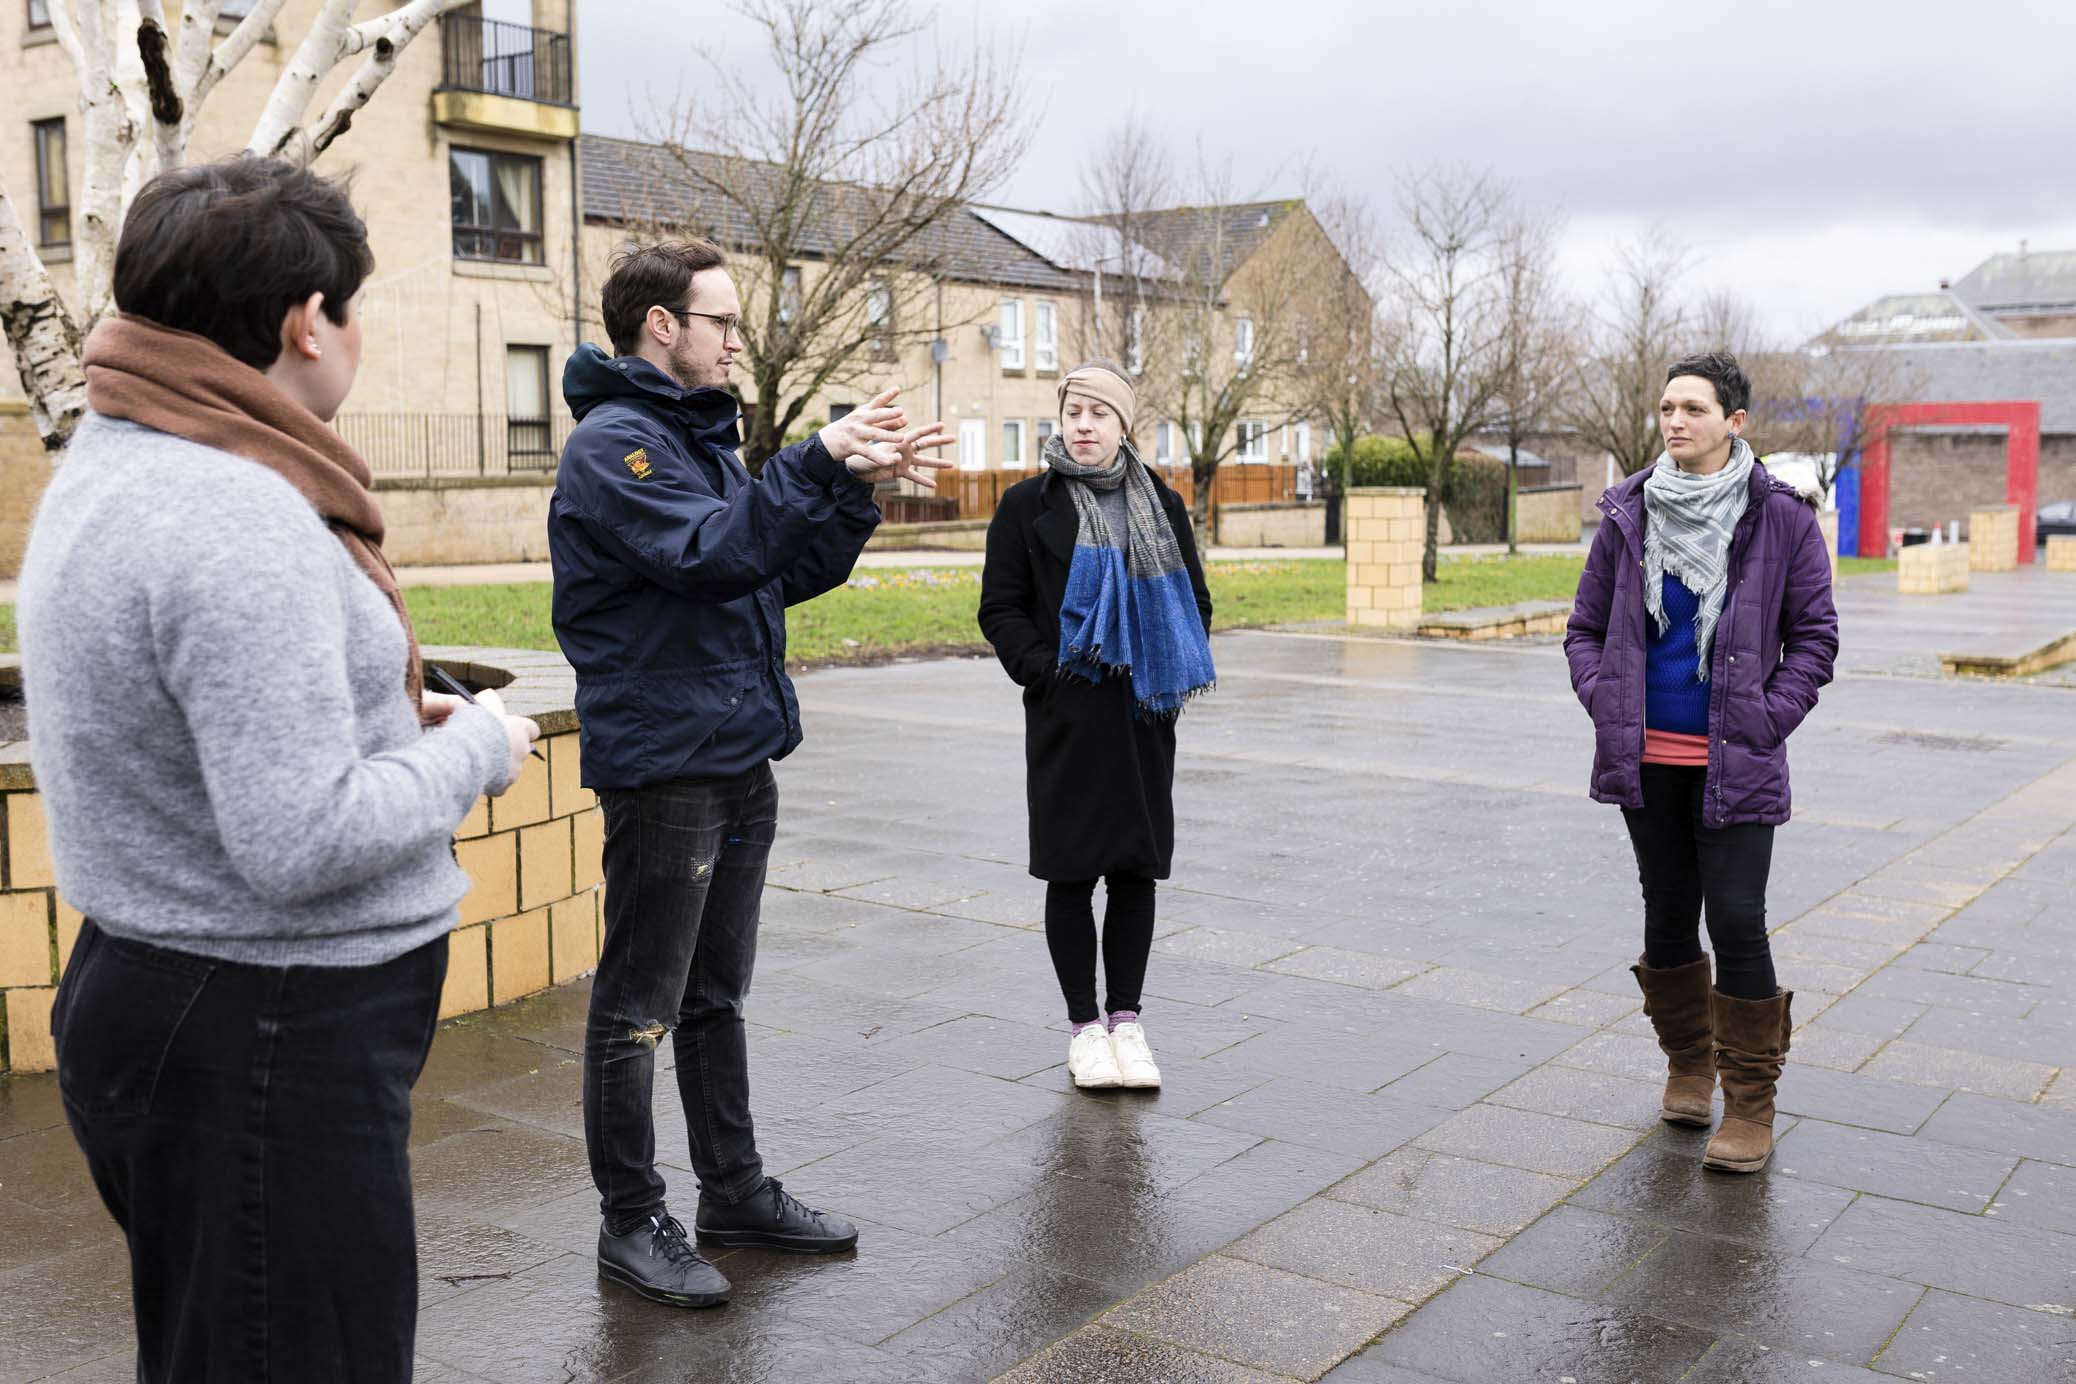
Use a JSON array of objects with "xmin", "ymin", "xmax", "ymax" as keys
[{"xmin": 976, "ymin": 468, "xmax": 1213, "ymax": 882}]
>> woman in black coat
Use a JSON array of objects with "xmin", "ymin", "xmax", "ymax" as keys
[{"xmin": 977, "ymin": 361, "xmax": 1214, "ymax": 1092}]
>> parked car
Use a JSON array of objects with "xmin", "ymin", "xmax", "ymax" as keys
[{"xmin": 2040, "ymin": 500, "xmax": 2076, "ymax": 546}]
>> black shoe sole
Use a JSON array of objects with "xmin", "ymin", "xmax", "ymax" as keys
[
  {"xmin": 598, "ymin": 1258, "xmax": 730, "ymax": 1307},
  {"xmin": 695, "ymin": 1227, "xmax": 859, "ymax": 1254}
]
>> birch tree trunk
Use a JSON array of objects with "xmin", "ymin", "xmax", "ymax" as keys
[{"xmin": 0, "ymin": 192, "xmax": 87, "ymax": 448}]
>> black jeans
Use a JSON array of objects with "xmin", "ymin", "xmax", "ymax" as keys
[
  {"xmin": 1044, "ymin": 873, "xmax": 1157, "ymax": 1024},
  {"xmin": 52, "ymin": 920, "xmax": 447, "ymax": 1384},
  {"xmin": 586, "ymin": 764, "xmax": 776, "ymax": 1225},
  {"xmin": 1622, "ymin": 762, "xmax": 1778, "ymax": 999}
]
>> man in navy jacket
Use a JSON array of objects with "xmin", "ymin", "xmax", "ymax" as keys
[{"xmin": 551, "ymin": 240, "xmax": 946, "ymax": 1307}]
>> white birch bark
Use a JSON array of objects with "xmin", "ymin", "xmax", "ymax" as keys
[
  {"xmin": 0, "ymin": 190, "xmax": 88, "ymax": 448},
  {"xmin": 245, "ymin": 0, "xmax": 358, "ymax": 160}
]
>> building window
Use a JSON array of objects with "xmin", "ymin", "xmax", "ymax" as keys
[
  {"xmin": 449, "ymin": 147, "xmax": 542, "ymax": 263},
  {"xmin": 958, "ymin": 417, "xmax": 986, "ymax": 471},
  {"xmin": 1237, "ymin": 419, "xmax": 1268, "ymax": 463},
  {"xmin": 828, "ymin": 403, "xmax": 854, "ymax": 423},
  {"xmin": 1035, "ymin": 418, "xmax": 1055, "ymax": 455},
  {"xmin": 1296, "ymin": 421, "xmax": 1311, "ymax": 463},
  {"xmin": 1234, "ymin": 316, "xmax": 1255, "ymax": 367},
  {"xmin": 1155, "ymin": 421, "xmax": 1176, "ymax": 466},
  {"xmin": 866, "ymin": 281, "xmax": 892, "ymax": 356},
  {"xmin": 32, "ymin": 118, "xmax": 68, "ymax": 247},
  {"xmin": 1002, "ymin": 419, "xmax": 1025, "ymax": 468},
  {"xmin": 1033, "ymin": 301, "xmax": 1057, "ymax": 371},
  {"xmin": 997, "ymin": 300, "xmax": 1024, "ymax": 369},
  {"xmin": 504, "ymin": 345, "xmax": 551, "ymax": 467},
  {"xmin": 780, "ymin": 266, "xmax": 802, "ymax": 325},
  {"xmin": 27, "ymin": 0, "xmax": 50, "ymax": 27}
]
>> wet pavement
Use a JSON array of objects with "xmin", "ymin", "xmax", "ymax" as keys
[{"xmin": 5, "ymin": 567, "xmax": 2076, "ymax": 1382}]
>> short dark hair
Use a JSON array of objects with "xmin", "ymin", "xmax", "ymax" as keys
[
  {"xmin": 1664, "ymin": 351, "xmax": 1751, "ymax": 416},
  {"xmin": 601, "ymin": 240, "xmax": 728, "ymax": 355},
  {"xmin": 112, "ymin": 155, "xmax": 372, "ymax": 370}
]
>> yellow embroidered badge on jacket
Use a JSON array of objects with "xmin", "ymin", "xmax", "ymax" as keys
[{"xmin": 623, "ymin": 448, "xmax": 653, "ymax": 480}]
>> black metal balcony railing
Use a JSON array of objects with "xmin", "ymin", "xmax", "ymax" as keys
[
  {"xmin": 439, "ymin": 14, "xmax": 572, "ymax": 106},
  {"xmin": 333, "ymin": 412, "xmax": 572, "ymax": 480}
]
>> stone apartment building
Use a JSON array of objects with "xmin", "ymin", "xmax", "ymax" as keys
[{"xmin": 2, "ymin": 0, "xmax": 1346, "ymax": 569}]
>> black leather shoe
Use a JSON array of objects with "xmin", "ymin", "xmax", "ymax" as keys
[
  {"xmin": 695, "ymin": 1179, "xmax": 859, "ymax": 1253},
  {"xmin": 597, "ymin": 1212, "xmax": 731, "ymax": 1307}
]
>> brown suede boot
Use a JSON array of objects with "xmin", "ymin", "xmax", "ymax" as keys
[
  {"xmin": 1704, "ymin": 989, "xmax": 1794, "ymax": 1173},
  {"xmin": 1631, "ymin": 957, "xmax": 1716, "ymax": 1127}
]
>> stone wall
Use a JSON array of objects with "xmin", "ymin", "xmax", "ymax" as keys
[
  {"xmin": 1969, "ymin": 506, "xmax": 2020, "ymax": 572},
  {"xmin": 1215, "ymin": 501, "xmax": 1326, "ymax": 548},
  {"xmin": 1899, "ymin": 543, "xmax": 1970, "ymax": 595},
  {"xmin": 1887, "ymin": 431, "xmax": 2076, "ymax": 538},
  {"xmin": 1344, "ymin": 488, "xmax": 1424, "ymax": 630},
  {"xmin": 1514, "ymin": 485, "xmax": 1583, "ymax": 544},
  {"xmin": 377, "ymin": 478, "xmax": 558, "ymax": 567},
  {"xmin": 0, "ymin": 657, "xmax": 602, "ymax": 1074}
]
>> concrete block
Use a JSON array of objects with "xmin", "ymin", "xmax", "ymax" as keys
[
  {"xmin": 551, "ymin": 894, "xmax": 598, "ymax": 983},
  {"xmin": 489, "ymin": 753, "xmax": 552, "ymax": 832},
  {"xmin": 440, "ymin": 925, "xmax": 489, "ymax": 1019},
  {"xmin": 518, "ymin": 819, "xmax": 573, "ymax": 913},
  {"xmin": 547, "ymin": 732, "xmax": 593, "ymax": 818},
  {"xmin": 5, "ymin": 985, "xmax": 56, "ymax": 1072},
  {"xmin": 5, "ymin": 793, "xmax": 52, "ymax": 889},
  {"xmin": 1899, "ymin": 543, "xmax": 1969, "ymax": 595},
  {"xmin": 0, "ymin": 890, "xmax": 52, "ymax": 987},
  {"xmin": 572, "ymin": 806, "xmax": 604, "ymax": 893},
  {"xmin": 455, "ymin": 833, "xmax": 518, "ymax": 926},
  {"xmin": 1816, "ymin": 510, "xmax": 1840, "ymax": 581},
  {"xmin": 2046, "ymin": 535, "xmax": 2076, "ymax": 572},
  {"xmin": 490, "ymin": 907, "xmax": 551, "ymax": 1002},
  {"xmin": 1968, "ymin": 506, "xmax": 2019, "ymax": 572}
]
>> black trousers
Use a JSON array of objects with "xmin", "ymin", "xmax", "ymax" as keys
[
  {"xmin": 586, "ymin": 764, "xmax": 776, "ymax": 1226},
  {"xmin": 1622, "ymin": 762, "xmax": 1778, "ymax": 1000},
  {"xmin": 1044, "ymin": 873, "xmax": 1157, "ymax": 1024},
  {"xmin": 52, "ymin": 920, "xmax": 447, "ymax": 1384}
]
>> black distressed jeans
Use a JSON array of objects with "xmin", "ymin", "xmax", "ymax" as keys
[
  {"xmin": 1622, "ymin": 761, "xmax": 1779, "ymax": 1000},
  {"xmin": 52, "ymin": 919, "xmax": 447, "ymax": 1384},
  {"xmin": 586, "ymin": 764, "xmax": 777, "ymax": 1225}
]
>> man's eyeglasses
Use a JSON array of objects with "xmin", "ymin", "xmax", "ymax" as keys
[{"xmin": 664, "ymin": 308, "xmax": 741, "ymax": 339}]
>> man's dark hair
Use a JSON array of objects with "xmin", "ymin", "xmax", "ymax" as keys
[
  {"xmin": 601, "ymin": 240, "xmax": 729, "ymax": 355},
  {"xmin": 1665, "ymin": 351, "xmax": 1751, "ymax": 416},
  {"xmin": 113, "ymin": 155, "xmax": 372, "ymax": 370}
]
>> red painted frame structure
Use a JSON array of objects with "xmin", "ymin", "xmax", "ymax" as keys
[{"xmin": 1858, "ymin": 401, "xmax": 2040, "ymax": 564}]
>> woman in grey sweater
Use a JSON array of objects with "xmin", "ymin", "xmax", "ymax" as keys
[{"xmin": 20, "ymin": 157, "xmax": 536, "ymax": 1383}]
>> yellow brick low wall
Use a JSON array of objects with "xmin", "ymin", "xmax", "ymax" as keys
[
  {"xmin": 1816, "ymin": 511, "xmax": 1840, "ymax": 581},
  {"xmin": 2048, "ymin": 535, "xmax": 2076, "ymax": 573},
  {"xmin": 1899, "ymin": 543, "xmax": 1970, "ymax": 595},
  {"xmin": 1215, "ymin": 501, "xmax": 1326, "ymax": 548},
  {"xmin": 0, "ymin": 654, "xmax": 600, "ymax": 1074},
  {"xmin": 1514, "ymin": 485, "xmax": 1583, "ymax": 544},
  {"xmin": 1345, "ymin": 487, "xmax": 1425, "ymax": 630},
  {"xmin": 375, "ymin": 479, "xmax": 558, "ymax": 567},
  {"xmin": 1969, "ymin": 506, "xmax": 2020, "ymax": 572}
]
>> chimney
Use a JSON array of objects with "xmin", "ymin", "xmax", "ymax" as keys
[{"xmin": 1938, "ymin": 278, "xmax": 1951, "ymax": 290}]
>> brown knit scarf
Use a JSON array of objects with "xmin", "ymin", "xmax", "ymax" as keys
[{"xmin": 81, "ymin": 314, "xmax": 423, "ymax": 710}]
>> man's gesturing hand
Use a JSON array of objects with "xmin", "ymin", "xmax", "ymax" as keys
[
  {"xmin": 855, "ymin": 421, "xmax": 955, "ymax": 490},
  {"xmin": 818, "ymin": 387, "xmax": 910, "ymax": 473}
]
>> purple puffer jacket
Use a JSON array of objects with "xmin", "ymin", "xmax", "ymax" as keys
[{"xmin": 1565, "ymin": 464, "xmax": 1840, "ymax": 827}]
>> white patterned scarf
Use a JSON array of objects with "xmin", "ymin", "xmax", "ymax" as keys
[{"xmin": 1642, "ymin": 437, "xmax": 1756, "ymax": 681}]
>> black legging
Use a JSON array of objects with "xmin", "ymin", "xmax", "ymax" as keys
[
  {"xmin": 1044, "ymin": 874, "xmax": 1157, "ymax": 1024},
  {"xmin": 1622, "ymin": 762, "xmax": 1778, "ymax": 999}
]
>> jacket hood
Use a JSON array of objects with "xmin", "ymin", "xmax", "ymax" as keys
[{"xmin": 561, "ymin": 343, "xmax": 742, "ymax": 443}]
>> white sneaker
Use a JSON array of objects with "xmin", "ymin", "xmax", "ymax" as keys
[
  {"xmin": 1108, "ymin": 1022, "xmax": 1161, "ymax": 1089},
  {"xmin": 1067, "ymin": 1025, "xmax": 1123, "ymax": 1089}
]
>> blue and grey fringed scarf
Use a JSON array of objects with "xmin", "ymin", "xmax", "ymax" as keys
[{"xmin": 1046, "ymin": 433, "xmax": 1216, "ymax": 716}]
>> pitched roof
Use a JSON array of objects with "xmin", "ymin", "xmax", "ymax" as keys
[
  {"xmin": 1821, "ymin": 291, "xmax": 2011, "ymax": 345},
  {"xmin": 1834, "ymin": 338, "xmax": 2076, "ymax": 433},
  {"xmin": 1118, "ymin": 201, "xmax": 1301, "ymax": 284},
  {"xmin": 1951, "ymin": 248, "xmax": 2076, "ymax": 317},
  {"xmin": 579, "ymin": 135, "xmax": 1082, "ymax": 293}
]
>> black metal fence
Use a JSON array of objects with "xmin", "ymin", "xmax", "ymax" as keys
[
  {"xmin": 439, "ymin": 14, "xmax": 573, "ymax": 106},
  {"xmin": 333, "ymin": 413, "xmax": 572, "ymax": 481}
]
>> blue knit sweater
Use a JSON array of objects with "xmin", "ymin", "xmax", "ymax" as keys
[{"xmin": 1644, "ymin": 573, "xmax": 1710, "ymax": 735}]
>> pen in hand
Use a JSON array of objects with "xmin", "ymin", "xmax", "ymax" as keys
[{"xmin": 428, "ymin": 665, "xmax": 545, "ymax": 760}]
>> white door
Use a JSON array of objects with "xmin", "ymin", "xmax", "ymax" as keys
[{"xmin": 959, "ymin": 417, "xmax": 986, "ymax": 472}]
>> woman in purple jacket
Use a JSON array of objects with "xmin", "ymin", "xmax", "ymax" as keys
[{"xmin": 1565, "ymin": 351, "xmax": 1839, "ymax": 1173}]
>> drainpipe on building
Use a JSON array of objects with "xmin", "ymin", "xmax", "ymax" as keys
[
  {"xmin": 569, "ymin": 140, "xmax": 583, "ymax": 364},
  {"xmin": 933, "ymin": 276, "xmax": 945, "ymax": 422},
  {"xmin": 474, "ymin": 300, "xmax": 487, "ymax": 474}
]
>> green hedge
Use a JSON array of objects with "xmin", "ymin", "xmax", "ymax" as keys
[{"xmin": 1320, "ymin": 435, "xmax": 1510, "ymax": 543}]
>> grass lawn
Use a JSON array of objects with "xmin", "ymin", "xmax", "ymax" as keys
[
  {"xmin": 0, "ymin": 553, "xmax": 1597, "ymax": 662},
  {"xmin": 1837, "ymin": 556, "xmax": 1897, "ymax": 576}
]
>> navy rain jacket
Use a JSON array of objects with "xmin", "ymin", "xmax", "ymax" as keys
[{"xmin": 549, "ymin": 345, "xmax": 880, "ymax": 789}]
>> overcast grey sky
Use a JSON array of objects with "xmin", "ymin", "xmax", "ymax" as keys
[{"xmin": 577, "ymin": 0, "xmax": 2076, "ymax": 340}]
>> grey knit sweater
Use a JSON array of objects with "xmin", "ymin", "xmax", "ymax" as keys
[{"xmin": 18, "ymin": 413, "xmax": 514, "ymax": 967}]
